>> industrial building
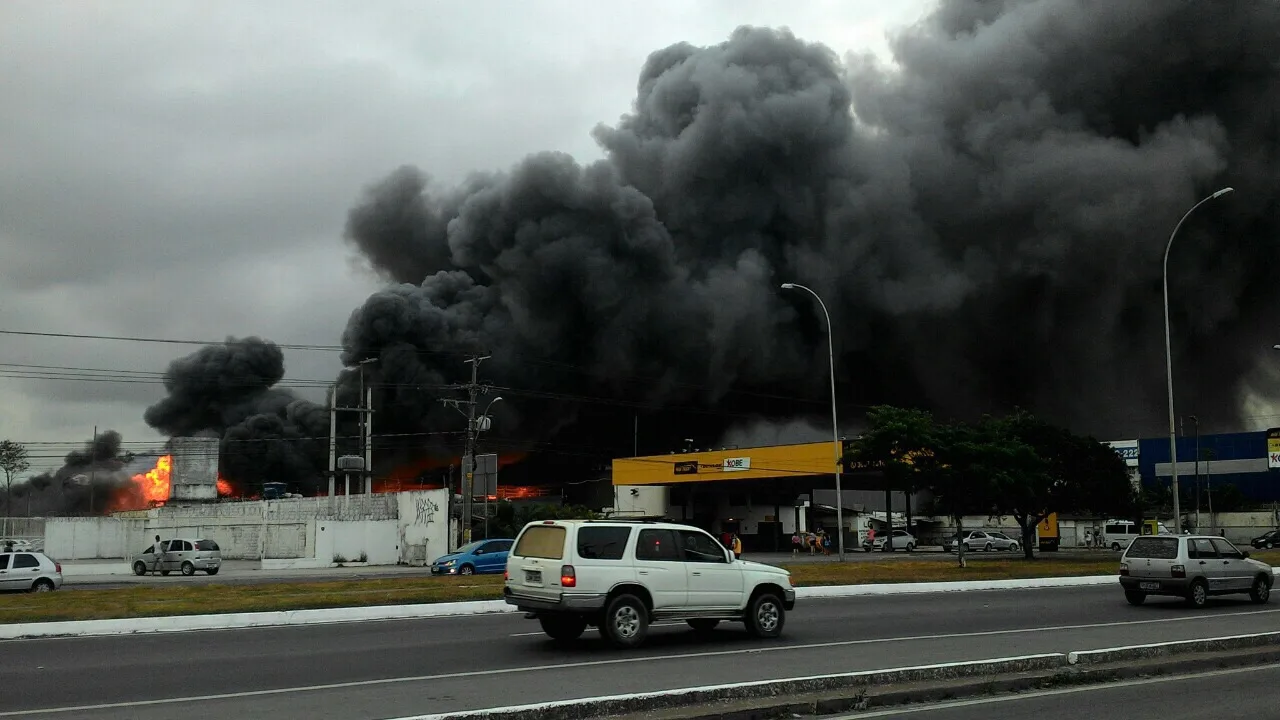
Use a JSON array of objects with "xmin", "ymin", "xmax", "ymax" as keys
[{"xmin": 609, "ymin": 429, "xmax": 1280, "ymax": 551}]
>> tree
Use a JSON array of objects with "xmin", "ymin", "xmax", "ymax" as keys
[
  {"xmin": 0, "ymin": 440, "xmax": 32, "ymax": 529},
  {"xmin": 928, "ymin": 420, "xmax": 1021, "ymax": 567},
  {"xmin": 993, "ymin": 412, "xmax": 1136, "ymax": 558},
  {"xmin": 843, "ymin": 406, "xmax": 939, "ymax": 551}
]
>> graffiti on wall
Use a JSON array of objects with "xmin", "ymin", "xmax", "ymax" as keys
[{"xmin": 415, "ymin": 496, "xmax": 439, "ymax": 526}]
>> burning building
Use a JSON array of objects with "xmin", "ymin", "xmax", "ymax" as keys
[{"xmin": 167, "ymin": 436, "xmax": 221, "ymax": 503}]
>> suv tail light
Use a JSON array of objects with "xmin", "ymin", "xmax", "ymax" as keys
[
  {"xmin": 560, "ymin": 564, "xmax": 576, "ymax": 588},
  {"xmin": 55, "ymin": 562, "xmax": 62, "ymax": 574},
  {"xmin": 504, "ymin": 569, "xmax": 509, "ymax": 581},
  {"xmin": 1118, "ymin": 563, "xmax": 1128, "ymax": 576},
  {"xmin": 1171, "ymin": 564, "xmax": 1186, "ymax": 578}
]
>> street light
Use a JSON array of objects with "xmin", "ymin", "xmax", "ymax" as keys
[
  {"xmin": 1163, "ymin": 187, "xmax": 1234, "ymax": 534},
  {"xmin": 781, "ymin": 282, "xmax": 846, "ymax": 561}
]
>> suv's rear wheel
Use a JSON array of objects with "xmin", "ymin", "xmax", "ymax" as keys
[
  {"xmin": 1250, "ymin": 575, "xmax": 1271, "ymax": 604},
  {"xmin": 745, "ymin": 592, "xmax": 785, "ymax": 638},
  {"xmin": 601, "ymin": 594, "xmax": 648, "ymax": 648},
  {"xmin": 539, "ymin": 614, "xmax": 587, "ymax": 641},
  {"xmin": 1186, "ymin": 578, "xmax": 1209, "ymax": 608},
  {"xmin": 687, "ymin": 619, "xmax": 719, "ymax": 632},
  {"xmin": 1124, "ymin": 589, "xmax": 1146, "ymax": 606}
]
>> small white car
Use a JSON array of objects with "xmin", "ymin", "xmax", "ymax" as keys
[
  {"xmin": 503, "ymin": 519, "xmax": 796, "ymax": 648},
  {"xmin": 0, "ymin": 551, "xmax": 63, "ymax": 592}
]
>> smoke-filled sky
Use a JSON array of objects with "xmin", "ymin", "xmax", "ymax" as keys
[
  {"xmin": 0, "ymin": 0, "xmax": 929, "ymax": 477},
  {"xmin": 3, "ymin": 0, "xmax": 1280, "ymax": 485}
]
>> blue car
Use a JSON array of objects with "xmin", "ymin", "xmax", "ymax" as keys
[{"xmin": 430, "ymin": 539, "xmax": 514, "ymax": 576}]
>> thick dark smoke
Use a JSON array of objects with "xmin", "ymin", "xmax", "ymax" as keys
[
  {"xmin": 340, "ymin": 0, "xmax": 1280, "ymax": 454},
  {"xmin": 139, "ymin": 1, "xmax": 1280, "ymax": 489},
  {"xmin": 14, "ymin": 431, "xmax": 159, "ymax": 516},
  {"xmin": 143, "ymin": 338, "xmax": 330, "ymax": 491}
]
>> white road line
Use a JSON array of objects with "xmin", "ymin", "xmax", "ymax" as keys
[
  {"xmin": 3, "ymin": 607, "xmax": 1278, "ymax": 717},
  {"xmin": 830, "ymin": 662, "xmax": 1280, "ymax": 717}
]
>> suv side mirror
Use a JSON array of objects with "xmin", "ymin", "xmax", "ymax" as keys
[
  {"xmin": 1242, "ymin": 550, "xmax": 1251, "ymax": 559},
  {"xmin": 726, "ymin": 549, "xmax": 735, "ymax": 563}
]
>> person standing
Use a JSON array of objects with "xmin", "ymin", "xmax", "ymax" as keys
[
  {"xmin": 731, "ymin": 534, "xmax": 743, "ymax": 560},
  {"xmin": 791, "ymin": 532, "xmax": 801, "ymax": 556},
  {"xmin": 151, "ymin": 534, "xmax": 164, "ymax": 575}
]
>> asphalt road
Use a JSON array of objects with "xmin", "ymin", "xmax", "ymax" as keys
[
  {"xmin": 837, "ymin": 663, "xmax": 1280, "ymax": 719},
  {"xmin": 4, "ymin": 585, "xmax": 1276, "ymax": 719}
]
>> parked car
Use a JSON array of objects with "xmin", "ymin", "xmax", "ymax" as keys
[
  {"xmin": 948, "ymin": 530, "xmax": 1020, "ymax": 552},
  {"xmin": 0, "ymin": 551, "xmax": 63, "ymax": 592},
  {"xmin": 864, "ymin": 529, "xmax": 916, "ymax": 552},
  {"xmin": 503, "ymin": 519, "xmax": 796, "ymax": 648},
  {"xmin": 1250, "ymin": 530, "xmax": 1279, "ymax": 550},
  {"xmin": 131, "ymin": 538, "xmax": 222, "ymax": 576},
  {"xmin": 1102, "ymin": 519, "xmax": 1172, "ymax": 552},
  {"xmin": 431, "ymin": 539, "xmax": 514, "ymax": 576},
  {"xmin": 1120, "ymin": 534, "xmax": 1273, "ymax": 608}
]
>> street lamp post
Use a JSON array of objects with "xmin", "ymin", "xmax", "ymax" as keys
[
  {"xmin": 781, "ymin": 282, "xmax": 845, "ymax": 561},
  {"xmin": 1163, "ymin": 187, "xmax": 1234, "ymax": 533}
]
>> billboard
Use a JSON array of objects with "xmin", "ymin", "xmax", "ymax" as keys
[
  {"xmin": 1106, "ymin": 440, "xmax": 1139, "ymax": 467},
  {"xmin": 1268, "ymin": 429, "xmax": 1280, "ymax": 469}
]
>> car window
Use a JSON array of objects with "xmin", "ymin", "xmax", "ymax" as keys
[
  {"xmin": 195, "ymin": 540, "xmax": 219, "ymax": 551},
  {"xmin": 12, "ymin": 553, "xmax": 40, "ymax": 569},
  {"xmin": 0, "ymin": 554, "xmax": 9, "ymax": 570},
  {"xmin": 971, "ymin": 532, "xmax": 986, "ymax": 539},
  {"xmin": 577, "ymin": 527, "xmax": 630, "ymax": 560},
  {"xmin": 1126, "ymin": 537, "xmax": 1179, "ymax": 559},
  {"xmin": 679, "ymin": 530, "xmax": 728, "ymax": 563},
  {"xmin": 1189, "ymin": 538, "xmax": 1217, "ymax": 559},
  {"xmin": 141, "ymin": 545, "xmax": 154, "ymax": 555},
  {"xmin": 513, "ymin": 525, "xmax": 566, "ymax": 560},
  {"xmin": 635, "ymin": 529, "xmax": 680, "ymax": 561},
  {"xmin": 494, "ymin": 540, "xmax": 513, "ymax": 552},
  {"xmin": 1211, "ymin": 538, "xmax": 1243, "ymax": 559}
]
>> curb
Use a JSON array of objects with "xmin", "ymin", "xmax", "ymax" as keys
[
  {"xmin": 386, "ymin": 632, "xmax": 1280, "ymax": 720},
  {"xmin": 1067, "ymin": 630, "xmax": 1280, "ymax": 664},
  {"xmin": 388, "ymin": 654, "xmax": 1067, "ymax": 720},
  {"xmin": 5, "ymin": 568, "xmax": 1275, "ymax": 640}
]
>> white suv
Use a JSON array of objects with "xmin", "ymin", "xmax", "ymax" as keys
[{"xmin": 503, "ymin": 519, "xmax": 796, "ymax": 648}]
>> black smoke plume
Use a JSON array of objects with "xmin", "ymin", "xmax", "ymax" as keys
[
  {"xmin": 341, "ymin": 1, "xmax": 1280, "ymax": 459},
  {"xmin": 14, "ymin": 431, "xmax": 160, "ymax": 515},
  {"xmin": 143, "ymin": 2, "xmax": 1280, "ymax": 489},
  {"xmin": 143, "ymin": 337, "xmax": 330, "ymax": 492}
]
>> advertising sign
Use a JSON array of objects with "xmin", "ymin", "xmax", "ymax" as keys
[
  {"xmin": 722, "ymin": 457, "xmax": 751, "ymax": 472},
  {"xmin": 1106, "ymin": 440, "xmax": 1139, "ymax": 467},
  {"xmin": 1268, "ymin": 428, "xmax": 1280, "ymax": 469}
]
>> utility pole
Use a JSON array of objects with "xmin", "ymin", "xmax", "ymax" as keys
[
  {"xmin": 440, "ymin": 355, "xmax": 491, "ymax": 547},
  {"xmin": 89, "ymin": 425, "xmax": 97, "ymax": 514}
]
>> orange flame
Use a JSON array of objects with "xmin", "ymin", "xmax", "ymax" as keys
[
  {"xmin": 136, "ymin": 455, "xmax": 172, "ymax": 505},
  {"xmin": 216, "ymin": 477, "xmax": 233, "ymax": 496}
]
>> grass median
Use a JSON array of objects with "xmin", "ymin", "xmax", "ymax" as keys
[{"xmin": 4, "ymin": 550, "xmax": 1277, "ymax": 625}]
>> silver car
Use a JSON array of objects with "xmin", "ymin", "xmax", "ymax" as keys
[
  {"xmin": 865, "ymin": 529, "xmax": 917, "ymax": 552},
  {"xmin": 1120, "ymin": 534, "xmax": 1273, "ymax": 608},
  {"xmin": 0, "ymin": 551, "xmax": 63, "ymax": 592},
  {"xmin": 949, "ymin": 530, "xmax": 1021, "ymax": 552},
  {"xmin": 132, "ymin": 538, "xmax": 222, "ymax": 576}
]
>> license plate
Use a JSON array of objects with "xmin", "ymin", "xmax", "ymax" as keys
[
  {"xmin": 525, "ymin": 570, "xmax": 542, "ymax": 583},
  {"xmin": 1140, "ymin": 581, "xmax": 1159, "ymax": 591}
]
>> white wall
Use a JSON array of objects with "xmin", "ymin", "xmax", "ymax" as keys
[
  {"xmin": 45, "ymin": 518, "xmax": 147, "ymax": 559},
  {"xmin": 398, "ymin": 490, "xmax": 450, "ymax": 565},
  {"xmin": 315, "ymin": 520, "xmax": 399, "ymax": 565}
]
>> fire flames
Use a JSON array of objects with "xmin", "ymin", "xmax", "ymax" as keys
[{"xmin": 103, "ymin": 455, "xmax": 235, "ymax": 512}]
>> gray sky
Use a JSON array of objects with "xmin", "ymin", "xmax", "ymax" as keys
[{"xmin": 0, "ymin": 0, "xmax": 932, "ymax": 475}]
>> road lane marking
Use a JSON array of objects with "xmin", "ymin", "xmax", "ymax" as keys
[
  {"xmin": 3, "ymin": 607, "xmax": 1279, "ymax": 717},
  {"xmin": 829, "ymin": 662, "xmax": 1280, "ymax": 717}
]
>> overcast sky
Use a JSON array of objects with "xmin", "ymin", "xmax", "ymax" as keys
[{"xmin": 0, "ymin": 0, "xmax": 933, "ymax": 474}]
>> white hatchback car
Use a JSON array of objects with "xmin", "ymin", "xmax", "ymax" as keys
[
  {"xmin": 0, "ymin": 551, "xmax": 63, "ymax": 592},
  {"xmin": 503, "ymin": 519, "xmax": 796, "ymax": 648}
]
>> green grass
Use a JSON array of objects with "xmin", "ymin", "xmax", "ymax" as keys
[{"xmin": 3, "ymin": 550, "xmax": 1276, "ymax": 625}]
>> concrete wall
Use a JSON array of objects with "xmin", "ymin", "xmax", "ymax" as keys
[
  {"xmin": 45, "ymin": 517, "xmax": 147, "ymax": 559},
  {"xmin": 315, "ymin": 520, "xmax": 399, "ymax": 565},
  {"xmin": 612, "ymin": 486, "xmax": 668, "ymax": 518},
  {"xmin": 398, "ymin": 490, "xmax": 450, "ymax": 565}
]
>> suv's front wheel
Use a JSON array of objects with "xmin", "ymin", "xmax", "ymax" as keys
[
  {"xmin": 745, "ymin": 591, "xmax": 785, "ymax": 638},
  {"xmin": 539, "ymin": 614, "xmax": 587, "ymax": 641},
  {"xmin": 601, "ymin": 594, "xmax": 648, "ymax": 648}
]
